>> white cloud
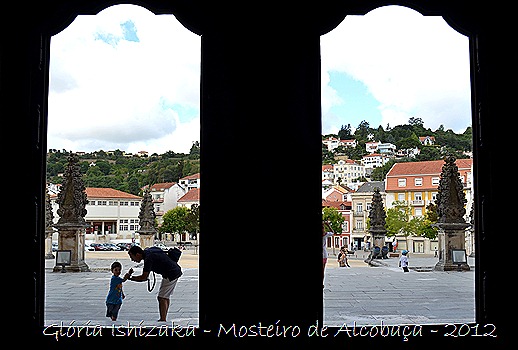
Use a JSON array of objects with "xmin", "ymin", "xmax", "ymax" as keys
[
  {"xmin": 321, "ymin": 5, "xmax": 472, "ymax": 133},
  {"xmin": 49, "ymin": 4, "xmax": 472, "ymax": 155},
  {"xmin": 48, "ymin": 4, "xmax": 200, "ymax": 154}
]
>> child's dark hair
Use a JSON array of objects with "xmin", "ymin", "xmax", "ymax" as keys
[{"xmin": 111, "ymin": 261, "xmax": 122, "ymax": 271}]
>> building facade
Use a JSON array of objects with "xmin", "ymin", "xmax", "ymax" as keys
[
  {"xmin": 349, "ymin": 181, "xmax": 386, "ymax": 251},
  {"xmin": 384, "ymin": 158, "xmax": 473, "ymax": 255},
  {"xmin": 50, "ymin": 187, "xmax": 142, "ymax": 241}
]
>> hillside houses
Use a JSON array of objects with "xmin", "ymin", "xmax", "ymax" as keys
[
  {"xmin": 48, "ymin": 155, "xmax": 472, "ymax": 255},
  {"xmin": 323, "ymin": 158, "xmax": 474, "ymax": 255},
  {"xmin": 322, "ymin": 136, "xmax": 357, "ymax": 151}
]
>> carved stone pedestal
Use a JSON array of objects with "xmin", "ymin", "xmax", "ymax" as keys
[
  {"xmin": 45, "ymin": 232, "xmax": 55, "ymax": 259},
  {"xmin": 434, "ymin": 223, "xmax": 470, "ymax": 271},
  {"xmin": 53, "ymin": 224, "xmax": 90, "ymax": 272},
  {"xmin": 136, "ymin": 188, "xmax": 156, "ymax": 249},
  {"xmin": 371, "ymin": 232, "xmax": 386, "ymax": 250},
  {"xmin": 364, "ymin": 187, "xmax": 387, "ymax": 266},
  {"xmin": 138, "ymin": 232, "xmax": 155, "ymax": 249},
  {"xmin": 365, "ymin": 231, "xmax": 387, "ymax": 265}
]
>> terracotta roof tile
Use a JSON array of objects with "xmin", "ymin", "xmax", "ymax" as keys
[
  {"xmin": 150, "ymin": 182, "xmax": 176, "ymax": 191},
  {"xmin": 85, "ymin": 187, "xmax": 142, "ymax": 199},
  {"xmin": 387, "ymin": 159, "xmax": 472, "ymax": 177},
  {"xmin": 180, "ymin": 173, "xmax": 200, "ymax": 181},
  {"xmin": 178, "ymin": 188, "xmax": 200, "ymax": 202}
]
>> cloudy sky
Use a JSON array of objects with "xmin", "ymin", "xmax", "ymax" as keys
[
  {"xmin": 48, "ymin": 4, "xmax": 472, "ymax": 154},
  {"xmin": 320, "ymin": 5, "xmax": 471, "ymax": 135}
]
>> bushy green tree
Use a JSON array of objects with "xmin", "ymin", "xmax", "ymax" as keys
[
  {"xmin": 386, "ymin": 200, "xmax": 412, "ymax": 237},
  {"xmin": 160, "ymin": 206, "xmax": 190, "ymax": 242},
  {"xmin": 386, "ymin": 200, "xmax": 438, "ymax": 239},
  {"xmin": 322, "ymin": 207, "xmax": 345, "ymax": 233}
]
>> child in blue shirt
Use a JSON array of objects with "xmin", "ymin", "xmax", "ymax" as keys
[{"xmin": 106, "ymin": 261, "xmax": 133, "ymax": 321}]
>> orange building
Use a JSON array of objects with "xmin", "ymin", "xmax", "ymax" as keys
[{"xmin": 385, "ymin": 158, "xmax": 473, "ymax": 217}]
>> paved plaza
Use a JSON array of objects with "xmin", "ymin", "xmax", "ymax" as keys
[
  {"xmin": 324, "ymin": 252, "xmax": 475, "ymax": 327},
  {"xmin": 44, "ymin": 249, "xmax": 475, "ymax": 330}
]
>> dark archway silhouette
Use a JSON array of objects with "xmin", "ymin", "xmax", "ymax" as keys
[{"xmin": 3, "ymin": 0, "xmax": 513, "ymax": 346}]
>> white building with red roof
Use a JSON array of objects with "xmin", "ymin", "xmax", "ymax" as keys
[
  {"xmin": 333, "ymin": 158, "xmax": 365, "ymax": 188},
  {"xmin": 179, "ymin": 172, "xmax": 200, "ymax": 190},
  {"xmin": 50, "ymin": 187, "xmax": 143, "ymax": 240},
  {"xmin": 178, "ymin": 188, "xmax": 200, "ymax": 209},
  {"xmin": 148, "ymin": 182, "xmax": 188, "ymax": 221}
]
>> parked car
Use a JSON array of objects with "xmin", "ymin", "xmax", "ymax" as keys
[
  {"xmin": 89, "ymin": 243, "xmax": 108, "ymax": 251},
  {"xmin": 116, "ymin": 242, "xmax": 133, "ymax": 251},
  {"xmin": 86, "ymin": 243, "xmax": 97, "ymax": 251},
  {"xmin": 154, "ymin": 243, "xmax": 168, "ymax": 251},
  {"xmin": 103, "ymin": 243, "xmax": 122, "ymax": 251}
]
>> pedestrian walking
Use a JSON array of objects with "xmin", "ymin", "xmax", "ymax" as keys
[
  {"xmin": 127, "ymin": 245, "xmax": 183, "ymax": 322},
  {"xmin": 399, "ymin": 250, "xmax": 409, "ymax": 272},
  {"xmin": 105, "ymin": 261, "xmax": 133, "ymax": 321}
]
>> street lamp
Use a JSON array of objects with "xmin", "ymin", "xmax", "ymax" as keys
[{"xmin": 56, "ymin": 250, "xmax": 71, "ymax": 273}]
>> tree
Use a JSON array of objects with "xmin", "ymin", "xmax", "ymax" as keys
[
  {"xmin": 185, "ymin": 204, "xmax": 200, "ymax": 240},
  {"xmin": 338, "ymin": 124, "xmax": 352, "ymax": 139},
  {"xmin": 408, "ymin": 117, "xmax": 424, "ymax": 128},
  {"xmin": 189, "ymin": 141, "xmax": 200, "ymax": 159},
  {"xmin": 354, "ymin": 120, "xmax": 371, "ymax": 140},
  {"xmin": 160, "ymin": 206, "xmax": 190, "ymax": 242},
  {"xmin": 322, "ymin": 207, "xmax": 344, "ymax": 233},
  {"xmin": 385, "ymin": 200, "xmax": 412, "ymax": 237},
  {"xmin": 386, "ymin": 200, "xmax": 438, "ymax": 239}
]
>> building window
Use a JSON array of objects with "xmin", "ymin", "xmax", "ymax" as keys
[
  {"xmin": 356, "ymin": 203, "xmax": 363, "ymax": 214},
  {"xmin": 414, "ymin": 207, "xmax": 423, "ymax": 217},
  {"xmin": 415, "ymin": 178, "xmax": 423, "ymax": 186},
  {"xmin": 398, "ymin": 179, "xmax": 406, "ymax": 187},
  {"xmin": 432, "ymin": 177, "xmax": 440, "ymax": 186},
  {"xmin": 414, "ymin": 192, "xmax": 422, "ymax": 201}
]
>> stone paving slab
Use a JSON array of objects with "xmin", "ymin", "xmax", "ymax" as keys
[{"xmin": 44, "ymin": 251, "xmax": 476, "ymax": 329}]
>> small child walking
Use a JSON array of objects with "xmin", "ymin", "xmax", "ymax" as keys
[
  {"xmin": 106, "ymin": 261, "xmax": 133, "ymax": 321},
  {"xmin": 399, "ymin": 250, "xmax": 409, "ymax": 272}
]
